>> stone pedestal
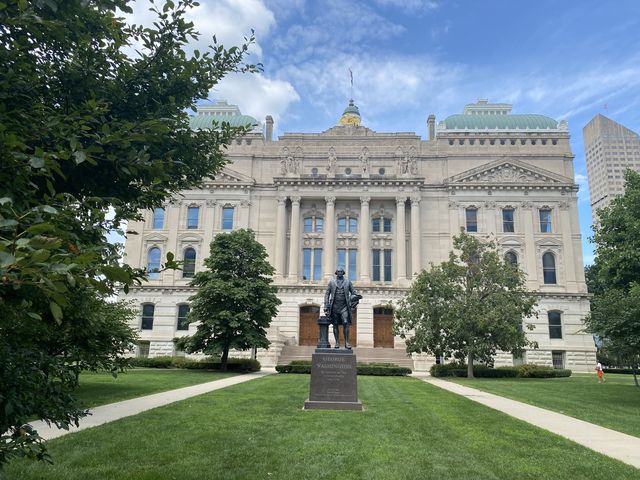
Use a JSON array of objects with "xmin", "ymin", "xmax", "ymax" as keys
[{"xmin": 304, "ymin": 350, "xmax": 363, "ymax": 411}]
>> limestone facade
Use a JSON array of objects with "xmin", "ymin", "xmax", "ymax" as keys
[{"xmin": 121, "ymin": 100, "xmax": 596, "ymax": 372}]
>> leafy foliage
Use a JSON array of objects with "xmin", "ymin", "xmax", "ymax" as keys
[
  {"xmin": 0, "ymin": 0, "xmax": 258, "ymax": 466},
  {"xmin": 586, "ymin": 170, "xmax": 640, "ymax": 387},
  {"xmin": 175, "ymin": 230, "xmax": 281, "ymax": 371},
  {"xmin": 395, "ymin": 232, "xmax": 538, "ymax": 378}
]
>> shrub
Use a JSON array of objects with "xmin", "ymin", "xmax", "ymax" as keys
[
  {"xmin": 276, "ymin": 362, "xmax": 411, "ymax": 376},
  {"xmin": 603, "ymin": 368, "xmax": 637, "ymax": 375},
  {"xmin": 430, "ymin": 362, "xmax": 571, "ymax": 378},
  {"xmin": 130, "ymin": 356, "xmax": 174, "ymax": 368},
  {"xmin": 130, "ymin": 356, "xmax": 260, "ymax": 372}
]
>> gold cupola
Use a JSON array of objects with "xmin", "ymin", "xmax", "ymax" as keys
[{"xmin": 338, "ymin": 99, "xmax": 361, "ymax": 126}]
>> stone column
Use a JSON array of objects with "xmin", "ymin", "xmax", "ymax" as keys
[
  {"xmin": 359, "ymin": 196, "xmax": 371, "ymax": 282},
  {"xmin": 410, "ymin": 196, "xmax": 421, "ymax": 276},
  {"xmin": 560, "ymin": 201, "xmax": 577, "ymax": 287},
  {"xmin": 239, "ymin": 200, "xmax": 251, "ymax": 229},
  {"xmin": 288, "ymin": 196, "xmax": 301, "ymax": 282},
  {"xmin": 274, "ymin": 195, "xmax": 287, "ymax": 279},
  {"xmin": 521, "ymin": 202, "xmax": 538, "ymax": 287},
  {"xmin": 395, "ymin": 196, "xmax": 407, "ymax": 282},
  {"xmin": 323, "ymin": 196, "xmax": 336, "ymax": 279}
]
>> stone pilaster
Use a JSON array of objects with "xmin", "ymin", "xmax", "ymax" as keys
[
  {"xmin": 359, "ymin": 196, "xmax": 371, "ymax": 282},
  {"xmin": 323, "ymin": 196, "xmax": 336, "ymax": 279},
  {"xmin": 521, "ymin": 202, "xmax": 538, "ymax": 287},
  {"xmin": 395, "ymin": 196, "xmax": 407, "ymax": 282},
  {"xmin": 274, "ymin": 195, "xmax": 287, "ymax": 279},
  {"xmin": 410, "ymin": 196, "xmax": 421, "ymax": 276},
  {"xmin": 288, "ymin": 196, "xmax": 301, "ymax": 282}
]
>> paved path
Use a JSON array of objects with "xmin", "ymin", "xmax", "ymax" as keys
[
  {"xmin": 421, "ymin": 376, "xmax": 640, "ymax": 469},
  {"xmin": 31, "ymin": 370, "xmax": 274, "ymax": 440}
]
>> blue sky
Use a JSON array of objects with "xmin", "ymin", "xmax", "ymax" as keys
[{"xmin": 128, "ymin": 0, "xmax": 640, "ymax": 264}]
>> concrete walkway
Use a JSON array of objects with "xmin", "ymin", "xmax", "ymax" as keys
[
  {"xmin": 421, "ymin": 376, "xmax": 640, "ymax": 469},
  {"xmin": 31, "ymin": 370, "xmax": 274, "ymax": 440}
]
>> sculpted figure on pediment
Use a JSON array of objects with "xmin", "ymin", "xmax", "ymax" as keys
[
  {"xmin": 360, "ymin": 147, "xmax": 370, "ymax": 177},
  {"xmin": 327, "ymin": 147, "xmax": 337, "ymax": 176}
]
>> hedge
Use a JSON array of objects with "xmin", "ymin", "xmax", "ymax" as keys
[
  {"xmin": 430, "ymin": 363, "xmax": 571, "ymax": 379},
  {"xmin": 129, "ymin": 356, "xmax": 261, "ymax": 372},
  {"xmin": 276, "ymin": 361, "xmax": 411, "ymax": 376},
  {"xmin": 603, "ymin": 368, "xmax": 639, "ymax": 375}
]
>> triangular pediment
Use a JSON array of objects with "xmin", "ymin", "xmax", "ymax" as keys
[
  {"xmin": 206, "ymin": 167, "xmax": 255, "ymax": 186},
  {"xmin": 445, "ymin": 159, "xmax": 573, "ymax": 185}
]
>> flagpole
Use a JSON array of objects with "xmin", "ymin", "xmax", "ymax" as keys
[{"xmin": 349, "ymin": 68, "xmax": 353, "ymax": 101}]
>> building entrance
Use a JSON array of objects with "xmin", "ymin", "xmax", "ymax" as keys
[
  {"xmin": 298, "ymin": 305, "xmax": 358, "ymax": 347},
  {"xmin": 373, "ymin": 307, "xmax": 394, "ymax": 348}
]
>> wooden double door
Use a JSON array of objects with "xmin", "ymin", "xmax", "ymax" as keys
[
  {"xmin": 299, "ymin": 306, "xmax": 358, "ymax": 347},
  {"xmin": 373, "ymin": 307, "xmax": 394, "ymax": 348}
]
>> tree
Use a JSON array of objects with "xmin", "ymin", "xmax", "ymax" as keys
[
  {"xmin": 586, "ymin": 169, "xmax": 640, "ymax": 386},
  {"xmin": 0, "ymin": 0, "xmax": 259, "ymax": 466},
  {"xmin": 175, "ymin": 230, "xmax": 281, "ymax": 371},
  {"xmin": 395, "ymin": 232, "xmax": 538, "ymax": 378}
]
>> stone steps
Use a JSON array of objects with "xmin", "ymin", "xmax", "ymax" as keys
[{"xmin": 278, "ymin": 345, "xmax": 415, "ymax": 369}]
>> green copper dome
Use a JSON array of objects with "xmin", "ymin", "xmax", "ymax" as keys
[
  {"xmin": 189, "ymin": 114, "xmax": 259, "ymax": 130},
  {"xmin": 443, "ymin": 114, "xmax": 558, "ymax": 130}
]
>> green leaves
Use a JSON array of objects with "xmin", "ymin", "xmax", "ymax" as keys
[{"xmin": 396, "ymin": 232, "xmax": 537, "ymax": 374}]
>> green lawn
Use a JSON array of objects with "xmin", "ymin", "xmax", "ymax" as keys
[
  {"xmin": 449, "ymin": 373, "xmax": 640, "ymax": 438},
  {"xmin": 7, "ymin": 375, "xmax": 639, "ymax": 479},
  {"xmin": 74, "ymin": 369, "xmax": 236, "ymax": 408}
]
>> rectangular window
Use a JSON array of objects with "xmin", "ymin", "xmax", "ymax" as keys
[
  {"xmin": 302, "ymin": 248, "xmax": 322, "ymax": 281},
  {"xmin": 372, "ymin": 218, "xmax": 380, "ymax": 233},
  {"xmin": 348, "ymin": 249, "xmax": 357, "ymax": 281},
  {"xmin": 141, "ymin": 304, "xmax": 154, "ymax": 330},
  {"xmin": 539, "ymin": 209, "xmax": 552, "ymax": 233},
  {"xmin": 384, "ymin": 249, "xmax": 392, "ymax": 281},
  {"xmin": 349, "ymin": 218, "xmax": 358, "ymax": 233},
  {"xmin": 315, "ymin": 218, "xmax": 323, "ymax": 233},
  {"xmin": 304, "ymin": 217, "xmax": 313, "ymax": 233},
  {"xmin": 548, "ymin": 311, "xmax": 563, "ymax": 339},
  {"xmin": 551, "ymin": 351, "xmax": 565, "ymax": 369},
  {"xmin": 222, "ymin": 207, "xmax": 234, "ymax": 230},
  {"xmin": 466, "ymin": 208, "xmax": 478, "ymax": 232},
  {"xmin": 152, "ymin": 207, "xmax": 165, "ymax": 229},
  {"xmin": 372, "ymin": 249, "xmax": 381, "ymax": 281},
  {"xmin": 313, "ymin": 249, "xmax": 322, "ymax": 281},
  {"xmin": 383, "ymin": 218, "xmax": 391, "ymax": 233},
  {"xmin": 338, "ymin": 248, "xmax": 357, "ymax": 281},
  {"xmin": 177, "ymin": 305, "xmax": 190, "ymax": 331},
  {"xmin": 187, "ymin": 206, "xmax": 199, "ymax": 229},
  {"xmin": 502, "ymin": 208, "xmax": 514, "ymax": 233},
  {"xmin": 138, "ymin": 341, "xmax": 150, "ymax": 358},
  {"xmin": 338, "ymin": 217, "xmax": 346, "ymax": 233},
  {"xmin": 303, "ymin": 248, "xmax": 312, "ymax": 281}
]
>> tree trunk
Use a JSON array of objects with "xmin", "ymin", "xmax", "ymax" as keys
[
  {"xmin": 467, "ymin": 352, "xmax": 474, "ymax": 379},
  {"xmin": 220, "ymin": 346, "xmax": 230, "ymax": 372},
  {"xmin": 633, "ymin": 364, "xmax": 639, "ymax": 388}
]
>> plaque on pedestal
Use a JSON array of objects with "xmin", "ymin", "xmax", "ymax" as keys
[{"xmin": 304, "ymin": 350, "xmax": 363, "ymax": 411}]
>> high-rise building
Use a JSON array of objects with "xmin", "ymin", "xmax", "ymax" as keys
[
  {"xmin": 120, "ymin": 99, "xmax": 596, "ymax": 372},
  {"xmin": 583, "ymin": 114, "xmax": 640, "ymax": 223}
]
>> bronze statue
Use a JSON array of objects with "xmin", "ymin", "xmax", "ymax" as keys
[{"xmin": 323, "ymin": 268, "xmax": 361, "ymax": 349}]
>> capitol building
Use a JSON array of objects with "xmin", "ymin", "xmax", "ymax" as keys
[{"xmin": 121, "ymin": 99, "xmax": 596, "ymax": 372}]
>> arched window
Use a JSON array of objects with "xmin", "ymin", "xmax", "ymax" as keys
[
  {"xmin": 141, "ymin": 304, "xmax": 155, "ymax": 330},
  {"xmin": 303, "ymin": 216, "xmax": 323, "ymax": 233},
  {"xmin": 542, "ymin": 252, "xmax": 557, "ymax": 284},
  {"xmin": 338, "ymin": 216, "xmax": 358, "ymax": 233},
  {"xmin": 372, "ymin": 216, "xmax": 391, "ymax": 233},
  {"xmin": 152, "ymin": 207, "xmax": 165, "ymax": 229},
  {"xmin": 177, "ymin": 304, "xmax": 190, "ymax": 330},
  {"xmin": 502, "ymin": 208, "xmax": 514, "ymax": 232},
  {"xmin": 147, "ymin": 247, "xmax": 161, "ymax": 279},
  {"xmin": 505, "ymin": 251, "xmax": 518, "ymax": 267},
  {"xmin": 548, "ymin": 311, "xmax": 562, "ymax": 339},
  {"xmin": 183, "ymin": 248, "xmax": 196, "ymax": 278}
]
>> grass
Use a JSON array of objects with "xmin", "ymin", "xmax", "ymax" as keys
[
  {"xmin": 74, "ymin": 369, "xmax": 236, "ymax": 408},
  {"xmin": 449, "ymin": 373, "xmax": 640, "ymax": 438},
  {"xmin": 7, "ymin": 375, "xmax": 639, "ymax": 479}
]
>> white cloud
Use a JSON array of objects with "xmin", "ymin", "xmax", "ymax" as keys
[
  {"xmin": 125, "ymin": 0, "xmax": 275, "ymax": 58},
  {"xmin": 375, "ymin": 0, "xmax": 439, "ymax": 14},
  {"xmin": 212, "ymin": 73, "xmax": 300, "ymax": 125}
]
